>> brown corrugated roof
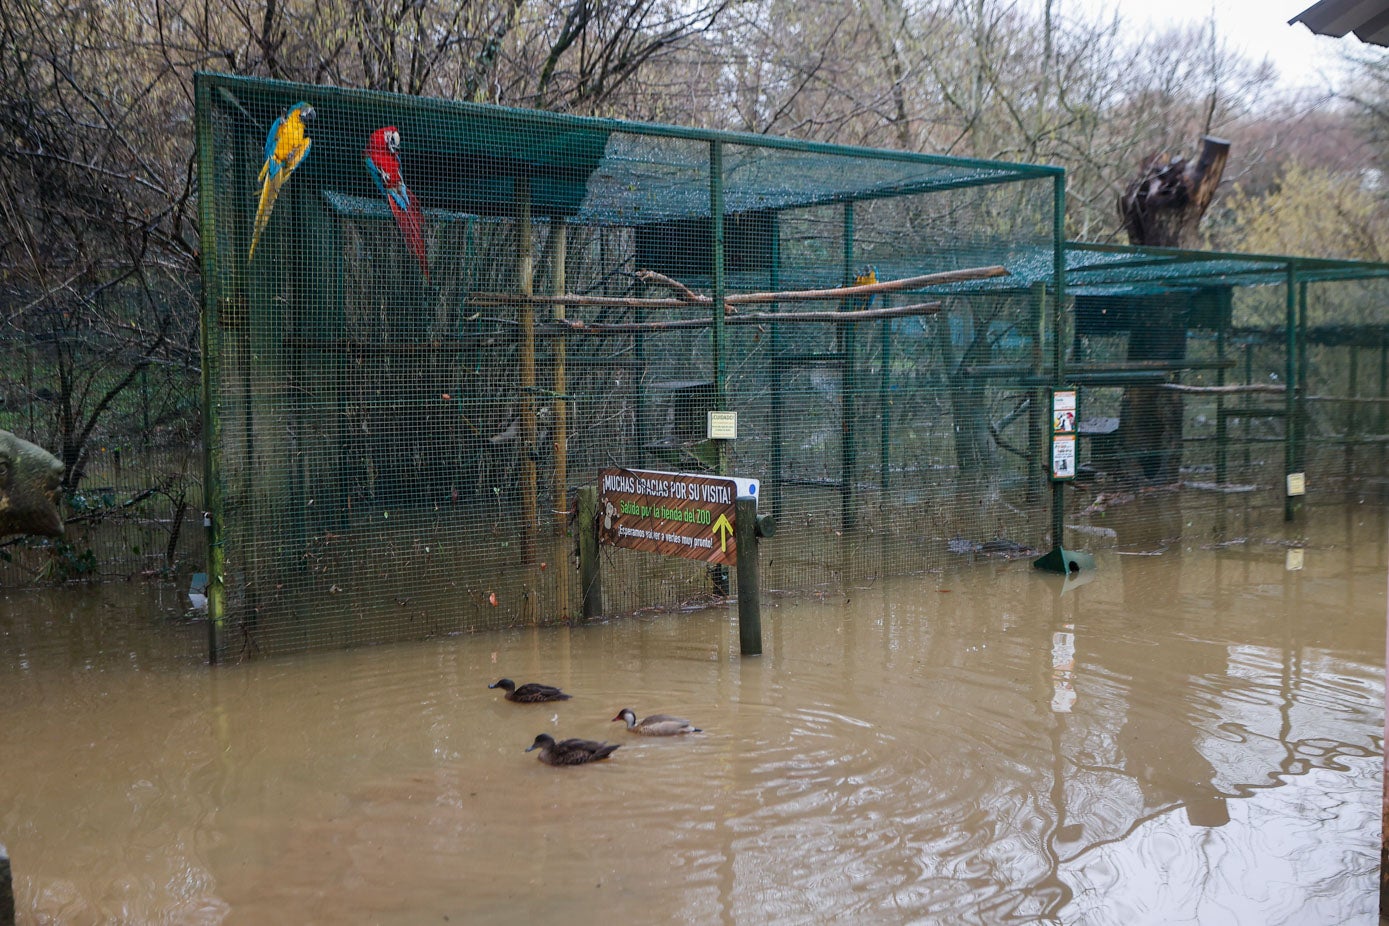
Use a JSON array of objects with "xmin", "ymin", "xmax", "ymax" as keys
[{"xmin": 1291, "ymin": 0, "xmax": 1389, "ymax": 47}]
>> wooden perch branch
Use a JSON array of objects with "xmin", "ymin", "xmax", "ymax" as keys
[
  {"xmin": 634, "ymin": 270, "xmax": 703, "ymax": 302},
  {"xmin": 1157, "ymin": 383, "xmax": 1286, "ymax": 394},
  {"xmin": 472, "ymin": 265, "xmax": 1008, "ymax": 309},
  {"xmin": 548, "ymin": 300, "xmax": 943, "ymax": 334}
]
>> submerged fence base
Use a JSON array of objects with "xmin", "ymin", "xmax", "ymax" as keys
[{"xmin": 1033, "ymin": 546, "xmax": 1096, "ymax": 575}]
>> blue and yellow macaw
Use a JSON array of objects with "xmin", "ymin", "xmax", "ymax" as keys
[
  {"xmin": 249, "ymin": 102, "xmax": 316, "ymax": 261},
  {"xmin": 853, "ymin": 265, "xmax": 878, "ymax": 310}
]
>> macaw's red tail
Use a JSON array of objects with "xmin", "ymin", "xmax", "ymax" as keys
[{"xmin": 388, "ymin": 198, "xmax": 429, "ymax": 281}]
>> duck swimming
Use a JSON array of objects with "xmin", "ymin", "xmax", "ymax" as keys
[
  {"xmin": 525, "ymin": 733, "xmax": 620, "ymax": 766},
  {"xmin": 612, "ymin": 708, "xmax": 701, "ymax": 736},
  {"xmin": 489, "ymin": 678, "xmax": 572, "ymax": 703}
]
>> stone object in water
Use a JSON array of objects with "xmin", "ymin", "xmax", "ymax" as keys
[
  {"xmin": 0, "ymin": 429, "xmax": 64, "ymax": 539},
  {"xmin": 0, "ymin": 841, "xmax": 13, "ymax": 926}
]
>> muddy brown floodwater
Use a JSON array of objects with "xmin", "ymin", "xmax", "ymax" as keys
[{"xmin": 0, "ymin": 499, "xmax": 1384, "ymax": 925}]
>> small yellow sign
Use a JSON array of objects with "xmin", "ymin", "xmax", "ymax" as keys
[
  {"xmin": 708, "ymin": 410, "xmax": 738, "ymax": 440},
  {"xmin": 1286, "ymin": 472, "xmax": 1306, "ymax": 497},
  {"xmin": 1285, "ymin": 548, "xmax": 1305, "ymax": 571}
]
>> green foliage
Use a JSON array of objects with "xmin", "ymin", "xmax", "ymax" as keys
[
  {"xmin": 37, "ymin": 541, "xmax": 99, "ymax": 583},
  {"xmin": 1211, "ymin": 161, "xmax": 1389, "ymax": 262}
]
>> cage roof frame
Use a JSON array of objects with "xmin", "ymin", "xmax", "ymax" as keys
[
  {"xmin": 1063, "ymin": 241, "xmax": 1389, "ymax": 293},
  {"xmin": 198, "ymin": 71, "xmax": 1060, "ymax": 226}
]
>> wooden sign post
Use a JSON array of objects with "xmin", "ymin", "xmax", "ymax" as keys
[
  {"xmin": 593, "ymin": 467, "xmax": 768, "ymax": 654},
  {"xmin": 597, "ymin": 468, "xmax": 758, "ymax": 566}
]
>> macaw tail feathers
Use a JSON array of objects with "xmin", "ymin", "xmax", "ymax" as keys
[
  {"xmin": 387, "ymin": 197, "xmax": 430, "ymax": 281},
  {"xmin": 248, "ymin": 177, "xmax": 281, "ymax": 261},
  {"xmin": 401, "ymin": 213, "xmax": 430, "ymax": 281}
]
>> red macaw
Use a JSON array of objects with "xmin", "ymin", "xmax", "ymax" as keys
[
  {"xmin": 249, "ymin": 102, "xmax": 316, "ymax": 261},
  {"xmin": 364, "ymin": 126, "xmax": 429, "ymax": 280}
]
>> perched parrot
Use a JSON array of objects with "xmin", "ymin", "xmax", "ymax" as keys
[
  {"xmin": 853, "ymin": 265, "xmax": 878, "ymax": 310},
  {"xmin": 364, "ymin": 126, "xmax": 430, "ymax": 280},
  {"xmin": 249, "ymin": 102, "xmax": 316, "ymax": 262}
]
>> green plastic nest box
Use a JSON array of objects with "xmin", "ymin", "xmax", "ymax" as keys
[{"xmin": 1033, "ymin": 546, "xmax": 1096, "ymax": 575}]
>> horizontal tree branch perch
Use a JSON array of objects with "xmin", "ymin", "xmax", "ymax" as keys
[
  {"xmin": 547, "ymin": 301, "xmax": 943, "ymax": 333},
  {"xmin": 1304, "ymin": 394, "xmax": 1389, "ymax": 405},
  {"xmin": 471, "ymin": 265, "xmax": 1008, "ymax": 309},
  {"xmin": 634, "ymin": 270, "xmax": 702, "ymax": 302},
  {"xmin": 1157, "ymin": 383, "xmax": 1286, "ymax": 394},
  {"xmin": 963, "ymin": 359, "xmax": 1235, "ymax": 376}
]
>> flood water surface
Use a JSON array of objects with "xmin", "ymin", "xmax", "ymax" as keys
[{"xmin": 1, "ymin": 502, "xmax": 1385, "ymax": 924}]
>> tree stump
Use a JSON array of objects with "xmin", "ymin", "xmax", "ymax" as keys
[{"xmin": 1114, "ymin": 136, "xmax": 1230, "ymax": 485}]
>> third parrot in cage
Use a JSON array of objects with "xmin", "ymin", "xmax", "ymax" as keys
[
  {"xmin": 854, "ymin": 265, "xmax": 878, "ymax": 309},
  {"xmin": 249, "ymin": 102, "xmax": 316, "ymax": 262},
  {"xmin": 364, "ymin": 126, "xmax": 430, "ymax": 280}
]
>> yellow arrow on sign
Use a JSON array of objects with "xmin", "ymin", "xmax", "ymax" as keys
[{"xmin": 712, "ymin": 513, "xmax": 734, "ymax": 552}]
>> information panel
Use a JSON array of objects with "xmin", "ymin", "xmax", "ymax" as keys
[
  {"xmin": 598, "ymin": 468, "xmax": 758, "ymax": 566},
  {"xmin": 1050, "ymin": 389, "xmax": 1077, "ymax": 481}
]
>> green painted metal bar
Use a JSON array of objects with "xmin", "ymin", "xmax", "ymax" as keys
[
  {"xmin": 1051, "ymin": 175, "xmax": 1067, "ymax": 549},
  {"xmin": 1381, "ymin": 343, "xmax": 1387, "ymax": 476},
  {"xmin": 195, "ymin": 74, "xmax": 227, "ymax": 663},
  {"xmin": 768, "ymin": 215, "xmax": 783, "ymax": 516},
  {"xmin": 1029, "ymin": 281, "xmax": 1046, "ymax": 506},
  {"xmin": 1285, "ymin": 265, "xmax": 1298, "ymax": 522},
  {"xmin": 1298, "ymin": 280, "xmax": 1309, "ymax": 482},
  {"xmin": 198, "ymin": 72, "xmax": 1063, "ymax": 183},
  {"xmin": 879, "ymin": 287, "xmax": 892, "ymax": 502},
  {"xmin": 1347, "ymin": 346, "xmax": 1359, "ymax": 479},
  {"xmin": 1069, "ymin": 238, "xmax": 1389, "ymax": 277},
  {"xmin": 709, "ymin": 141, "xmax": 729, "ymax": 596},
  {"xmin": 1245, "ymin": 342, "xmax": 1254, "ymax": 475},
  {"xmin": 710, "ymin": 140, "xmax": 727, "ymax": 478},
  {"xmin": 841, "ymin": 203, "xmax": 857, "ymax": 533},
  {"xmin": 630, "ymin": 227, "xmax": 649, "ymax": 469},
  {"xmin": 1216, "ymin": 288, "xmax": 1229, "ymax": 485}
]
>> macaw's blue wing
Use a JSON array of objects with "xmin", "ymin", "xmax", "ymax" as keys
[{"xmin": 261, "ymin": 114, "xmax": 286, "ymax": 181}]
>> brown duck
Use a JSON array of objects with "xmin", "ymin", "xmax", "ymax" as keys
[
  {"xmin": 612, "ymin": 707, "xmax": 701, "ymax": 736},
  {"xmin": 525, "ymin": 733, "xmax": 620, "ymax": 766},
  {"xmin": 489, "ymin": 678, "xmax": 572, "ymax": 703}
]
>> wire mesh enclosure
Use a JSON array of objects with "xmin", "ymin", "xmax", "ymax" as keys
[
  {"xmin": 195, "ymin": 73, "xmax": 1066, "ymax": 657},
  {"xmin": 0, "ymin": 278, "xmax": 204, "ymax": 586},
  {"xmin": 1060, "ymin": 245, "xmax": 1389, "ymax": 507},
  {"xmin": 195, "ymin": 73, "xmax": 1389, "ymax": 660}
]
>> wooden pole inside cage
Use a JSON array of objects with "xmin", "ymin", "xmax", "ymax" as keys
[
  {"xmin": 551, "ymin": 220, "xmax": 571, "ymax": 620},
  {"xmin": 517, "ymin": 179, "xmax": 540, "ymax": 624},
  {"xmin": 577, "ymin": 486, "xmax": 602, "ymax": 621}
]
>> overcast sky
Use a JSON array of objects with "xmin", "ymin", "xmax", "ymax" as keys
[{"xmin": 1066, "ymin": 0, "xmax": 1360, "ymax": 91}]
